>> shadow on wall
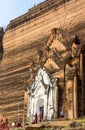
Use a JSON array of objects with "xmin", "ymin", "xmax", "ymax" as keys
[{"xmin": 0, "ymin": 27, "xmax": 4, "ymax": 60}]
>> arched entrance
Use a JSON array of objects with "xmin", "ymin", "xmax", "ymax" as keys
[
  {"xmin": 27, "ymin": 67, "xmax": 58, "ymax": 123},
  {"xmin": 36, "ymin": 98, "xmax": 44, "ymax": 122}
]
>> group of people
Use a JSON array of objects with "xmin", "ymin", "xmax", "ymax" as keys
[
  {"xmin": 33, "ymin": 112, "xmax": 43, "ymax": 124},
  {"xmin": 0, "ymin": 118, "xmax": 9, "ymax": 129},
  {"xmin": 33, "ymin": 111, "xmax": 65, "ymax": 124}
]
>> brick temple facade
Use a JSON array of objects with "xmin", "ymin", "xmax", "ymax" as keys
[{"xmin": 0, "ymin": 0, "xmax": 85, "ymax": 124}]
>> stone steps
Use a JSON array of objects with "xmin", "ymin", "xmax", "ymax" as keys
[{"xmin": 25, "ymin": 120, "xmax": 70, "ymax": 130}]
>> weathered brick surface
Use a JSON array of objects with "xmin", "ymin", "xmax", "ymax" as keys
[{"xmin": 0, "ymin": 0, "xmax": 85, "ymax": 123}]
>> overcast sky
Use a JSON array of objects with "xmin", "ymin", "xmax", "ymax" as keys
[{"xmin": 0, "ymin": 0, "xmax": 44, "ymax": 28}]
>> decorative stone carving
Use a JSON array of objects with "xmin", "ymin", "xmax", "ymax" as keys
[
  {"xmin": 27, "ymin": 67, "xmax": 58, "ymax": 123},
  {"xmin": 37, "ymin": 28, "xmax": 80, "ymax": 71}
]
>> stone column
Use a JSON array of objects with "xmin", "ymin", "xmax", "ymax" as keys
[
  {"xmin": 80, "ymin": 53, "xmax": 84, "ymax": 115},
  {"xmin": 80, "ymin": 53, "xmax": 83, "ymax": 79},
  {"xmin": 27, "ymin": 93, "xmax": 29, "ymax": 117},
  {"xmin": 27, "ymin": 93, "xmax": 32, "ymax": 123},
  {"xmin": 44, "ymin": 91, "xmax": 48, "ymax": 120},
  {"xmin": 50, "ymin": 84, "xmax": 53, "ymax": 108},
  {"xmin": 56, "ymin": 85, "xmax": 58, "ymax": 118},
  {"xmin": 31, "ymin": 95, "xmax": 34, "ymax": 122},
  {"xmin": 54, "ymin": 79, "xmax": 58, "ymax": 119},
  {"xmin": 73, "ymin": 74, "xmax": 78, "ymax": 118},
  {"xmin": 50, "ymin": 86, "xmax": 54, "ymax": 119}
]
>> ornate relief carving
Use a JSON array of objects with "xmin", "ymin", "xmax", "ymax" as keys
[
  {"xmin": 45, "ymin": 29, "xmax": 80, "ymax": 70},
  {"xmin": 43, "ymin": 28, "xmax": 73, "ymax": 69},
  {"xmin": 29, "ymin": 28, "xmax": 80, "ymax": 84}
]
